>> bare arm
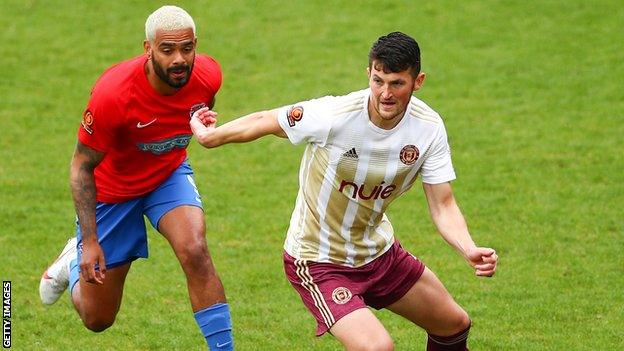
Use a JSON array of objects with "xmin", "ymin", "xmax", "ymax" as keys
[
  {"xmin": 70, "ymin": 141, "xmax": 106, "ymax": 284},
  {"xmin": 422, "ymin": 182, "xmax": 498, "ymax": 277},
  {"xmin": 190, "ymin": 107, "xmax": 287, "ymax": 148}
]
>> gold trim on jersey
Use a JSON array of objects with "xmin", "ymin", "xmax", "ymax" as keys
[
  {"xmin": 333, "ymin": 95, "xmax": 366, "ymax": 117},
  {"xmin": 325, "ymin": 166, "xmax": 355, "ymax": 263},
  {"xmin": 409, "ymin": 100, "xmax": 441, "ymax": 124},
  {"xmin": 295, "ymin": 145, "xmax": 325, "ymax": 259}
]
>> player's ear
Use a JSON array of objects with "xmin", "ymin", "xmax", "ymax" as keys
[
  {"xmin": 143, "ymin": 40, "xmax": 152, "ymax": 58},
  {"xmin": 413, "ymin": 72, "xmax": 426, "ymax": 92},
  {"xmin": 366, "ymin": 66, "xmax": 371, "ymax": 78}
]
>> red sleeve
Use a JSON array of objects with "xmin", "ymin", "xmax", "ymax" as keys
[
  {"xmin": 77, "ymin": 85, "xmax": 124, "ymax": 153},
  {"xmin": 195, "ymin": 55, "xmax": 222, "ymax": 107},
  {"xmin": 211, "ymin": 59, "xmax": 222, "ymax": 94}
]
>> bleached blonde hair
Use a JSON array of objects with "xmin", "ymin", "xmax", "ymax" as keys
[{"xmin": 145, "ymin": 5, "xmax": 196, "ymax": 43}]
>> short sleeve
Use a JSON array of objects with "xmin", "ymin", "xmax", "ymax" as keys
[
  {"xmin": 276, "ymin": 96, "xmax": 335, "ymax": 146},
  {"xmin": 77, "ymin": 90, "xmax": 122, "ymax": 153},
  {"xmin": 195, "ymin": 55, "xmax": 222, "ymax": 107},
  {"xmin": 420, "ymin": 122, "xmax": 456, "ymax": 184}
]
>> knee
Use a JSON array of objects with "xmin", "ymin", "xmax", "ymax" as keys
[
  {"xmin": 82, "ymin": 315, "xmax": 115, "ymax": 333},
  {"xmin": 368, "ymin": 339, "xmax": 394, "ymax": 351},
  {"xmin": 349, "ymin": 337, "xmax": 394, "ymax": 351},
  {"xmin": 454, "ymin": 310, "xmax": 471, "ymax": 332},
  {"xmin": 178, "ymin": 238, "xmax": 212, "ymax": 271},
  {"xmin": 426, "ymin": 309, "xmax": 471, "ymax": 339}
]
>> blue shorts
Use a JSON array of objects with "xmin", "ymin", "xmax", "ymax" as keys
[{"xmin": 76, "ymin": 161, "xmax": 203, "ymax": 269}]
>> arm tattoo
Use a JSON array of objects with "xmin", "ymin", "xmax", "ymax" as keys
[{"xmin": 70, "ymin": 142, "xmax": 104, "ymax": 241}]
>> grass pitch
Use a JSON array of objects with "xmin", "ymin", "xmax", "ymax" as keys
[{"xmin": 1, "ymin": 1, "xmax": 622, "ymax": 350}]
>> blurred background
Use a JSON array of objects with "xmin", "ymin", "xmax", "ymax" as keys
[{"xmin": 0, "ymin": 1, "xmax": 622, "ymax": 349}]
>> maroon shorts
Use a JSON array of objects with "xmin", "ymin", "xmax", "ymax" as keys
[{"xmin": 283, "ymin": 241, "xmax": 425, "ymax": 336}]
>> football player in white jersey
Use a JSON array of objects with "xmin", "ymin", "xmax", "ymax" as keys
[{"xmin": 191, "ymin": 32, "xmax": 498, "ymax": 351}]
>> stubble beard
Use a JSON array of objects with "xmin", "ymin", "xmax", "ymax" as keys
[{"xmin": 152, "ymin": 56, "xmax": 193, "ymax": 89}]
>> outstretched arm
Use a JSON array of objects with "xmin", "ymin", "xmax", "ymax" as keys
[
  {"xmin": 422, "ymin": 182, "xmax": 498, "ymax": 277},
  {"xmin": 190, "ymin": 107, "xmax": 287, "ymax": 148},
  {"xmin": 70, "ymin": 141, "xmax": 107, "ymax": 284}
]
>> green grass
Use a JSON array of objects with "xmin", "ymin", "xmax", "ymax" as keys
[{"xmin": 1, "ymin": 0, "xmax": 623, "ymax": 349}]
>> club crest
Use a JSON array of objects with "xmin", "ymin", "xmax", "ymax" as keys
[
  {"xmin": 400, "ymin": 145, "xmax": 419, "ymax": 165},
  {"xmin": 332, "ymin": 287, "xmax": 352, "ymax": 305}
]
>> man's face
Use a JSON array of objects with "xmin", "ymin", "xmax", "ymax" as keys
[
  {"xmin": 146, "ymin": 28, "xmax": 196, "ymax": 89},
  {"xmin": 367, "ymin": 61, "xmax": 425, "ymax": 129}
]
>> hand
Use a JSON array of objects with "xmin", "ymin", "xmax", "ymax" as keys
[
  {"xmin": 190, "ymin": 107, "xmax": 218, "ymax": 135},
  {"xmin": 79, "ymin": 238, "xmax": 106, "ymax": 284},
  {"xmin": 466, "ymin": 247, "xmax": 498, "ymax": 277}
]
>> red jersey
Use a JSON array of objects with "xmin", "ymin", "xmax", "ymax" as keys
[{"xmin": 78, "ymin": 54, "xmax": 221, "ymax": 203}]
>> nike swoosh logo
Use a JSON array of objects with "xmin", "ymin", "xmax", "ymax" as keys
[
  {"xmin": 137, "ymin": 118, "xmax": 157, "ymax": 128},
  {"xmin": 215, "ymin": 341, "xmax": 232, "ymax": 348}
]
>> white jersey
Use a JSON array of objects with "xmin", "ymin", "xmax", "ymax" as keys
[{"xmin": 277, "ymin": 88, "xmax": 455, "ymax": 267}]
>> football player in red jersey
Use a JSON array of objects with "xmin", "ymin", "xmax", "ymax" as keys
[{"xmin": 39, "ymin": 6, "xmax": 233, "ymax": 350}]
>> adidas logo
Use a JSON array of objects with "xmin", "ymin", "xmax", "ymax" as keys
[{"xmin": 342, "ymin": 147, "xmax": 358, "ymax": 159}]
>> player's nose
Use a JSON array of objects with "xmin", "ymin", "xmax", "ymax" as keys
[{"xmin": 171, "ymin": 50, "xmax": 185, "ymax": 65}]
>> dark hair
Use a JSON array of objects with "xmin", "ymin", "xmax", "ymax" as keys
[{"xmin": 368, "ymin": 31, "xmax": 421, "ymax": 77}]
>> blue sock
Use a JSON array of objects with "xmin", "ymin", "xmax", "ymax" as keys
[
  {"xmin": 68, "ymin": 258, "xmax": 79, "ymax": 294},
  {"xmin": 194, "ymin": 303, "xmax": 233, "ymax": 350}
]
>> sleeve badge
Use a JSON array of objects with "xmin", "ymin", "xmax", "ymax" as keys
[
  {"xmin": 286, "ymin": 105, "xmax": 304, "ymax": 127},
  {"xmin": 81, "ymin": 110, "xmax": 94, "ymax": 135}
]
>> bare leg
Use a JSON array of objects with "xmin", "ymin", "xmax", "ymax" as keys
[
  {"xmin": 386, "ymin": 267, "xmax": 471, "ymax": 350},
  {"xmin": 71, "ymin": 263, "xmax": 131, "ymax": 332},
  {"xmin": 157, "ymin": 205, "xmax": 232, "ymax": 349},
  {"xmin": 157, "ymin": 205, "xmax": 226, "ymax": 310},
  {"xmin": 329, "ymin": 308, "xmax": 394, "ymax": 351}
]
